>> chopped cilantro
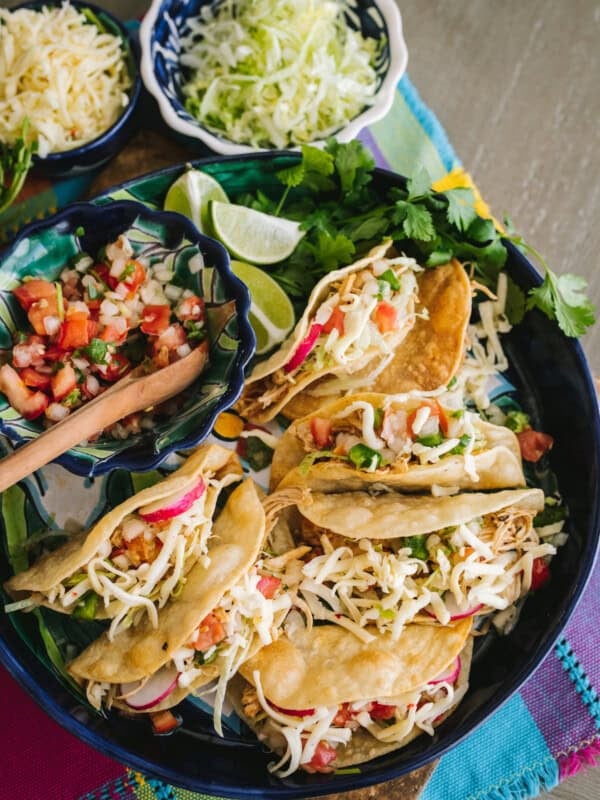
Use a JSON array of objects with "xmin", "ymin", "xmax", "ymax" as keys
[
  {"xmin": 373, "ymin": 406, "xmax": 384, "ymax": 431},
  {"xmin": 378, "ymin": 268, "xmax": 401, "ymax": 291},
  {"xmin": 183, "ymin": 319, "xmax": 206, "ymax": 341},
  {"xmin": 534, "ymin": 502, "xmax": 568, "ymax": 528},
  {"xmin": 118, "ymin": 262, "xmax": 135, "ymax": 282},
  {"xmin": 62, "ymin": 388, "xmax": 81, "ymax": 408},
  {"xmin": 77, "ymin": 337, "xmax": 109, "ymax": 365}
]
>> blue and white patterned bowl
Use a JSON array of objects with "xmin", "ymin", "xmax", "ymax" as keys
[
  {"xmin": 0, "ymin": 200, "xmax": 255, "ymax": 477},
  {"xmin": 140, "ymin": 0, "xmax": 408, "ymax": 155}
]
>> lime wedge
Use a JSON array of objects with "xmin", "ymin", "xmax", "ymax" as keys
[
  {"xmin": 230, "ymin": 259, "xmax": 295, "ymax": 354},
  {"xmin": 209, "ymin": 201, "xmax": 305, "ymax": 265},
  {"xmin": 164, "ymin": 170, "xmax": 229, "ymax": 234}
]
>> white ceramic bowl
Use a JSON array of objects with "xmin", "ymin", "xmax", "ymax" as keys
[{"xmin": 140, "ymin": 0, "xmax": 408, "ymax": 155}]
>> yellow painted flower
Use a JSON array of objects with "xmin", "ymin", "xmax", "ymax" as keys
[{"xmin": 432, "ymin": 167, "xmax": 503, "ymax": 231}]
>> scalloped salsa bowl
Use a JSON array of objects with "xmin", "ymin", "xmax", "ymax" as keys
[{"xmin": 0, "ymin": 200, "xmax": 255, "ymax": 476}]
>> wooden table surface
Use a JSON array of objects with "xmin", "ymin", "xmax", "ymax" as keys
[{"xmin": 4, "ymin": 0, "xmax": 599, "ymax": 798}]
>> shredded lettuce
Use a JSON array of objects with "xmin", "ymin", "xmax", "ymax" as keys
[{"xmin": 180, "ymin": 0, "xmax": 380, "ymax": 148}]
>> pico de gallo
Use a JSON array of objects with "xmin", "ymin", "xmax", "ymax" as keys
[{"xmin": 0, "ymin": 234, "xmax": 208, "ymax": 438}]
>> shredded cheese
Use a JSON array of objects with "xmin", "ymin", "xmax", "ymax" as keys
[{"xmin": 0, "ymin": 3, "xmax": 131, "ymax": 156}]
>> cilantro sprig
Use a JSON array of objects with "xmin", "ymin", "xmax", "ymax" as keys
[
  {"xmin": 0, "ymin": 118, "xmax": 38, "ymax": 215},
  {"xmin": 238, "ymin": 139, "xmax": 594, "ymax": 338}
]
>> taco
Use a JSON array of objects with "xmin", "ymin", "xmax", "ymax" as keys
[
  {"xmin": 237, "ymin": 242, "xmax": 441, "ymax": 424},
  {"xmin": 230, "ymin": 623, "xmax": 473, "ymax": 775},
  {"xmin": 68, "ymin": 479, "xmax": 291, "ymax": 734},
  {"xmin": 262, "ymin": 486, "xmax": 553, "ymax": 637},
  {"xmin": 4, "ymin": 443, "xmax": 243, "ymax": 638},
  {"xmin": 280, "ymin": 258, "xmax": 472, "ymax": 419},
  {"xmin": 270, "ymin": 392, "xmax": 525, "ymax": 492}
]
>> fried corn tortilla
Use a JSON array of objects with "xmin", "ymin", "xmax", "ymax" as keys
[
  {"xmin": 230, "ymin": 627, "xmax": 472, "ymax": 772},
  {"xmin": 237, "ymin": 242, "xmax": 426, "ymax": 423},
  {"xmin": 270, "ymin": 392, "xmax": 524, "ymax": 492},
  {"xmin": 294, "ymin": 487, "xmax": 545, "ymax": 540},
  {"xmin": 68, "ymin": 478, "xmax": 266, "ymax": 712},
  {"xmin": 4, "ymin": 444, "xmax": 242, "ymax": 622},
  {"xmin": 281, "ymin": 259, "xmax": 471, "ymax": 419}
]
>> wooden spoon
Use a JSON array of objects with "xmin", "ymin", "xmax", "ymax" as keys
[{"xmin": 0, "ymin": 342, "xmax": 209, "ymax": 493}]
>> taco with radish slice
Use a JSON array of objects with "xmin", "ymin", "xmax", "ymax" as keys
[
  {"xmin": 237, "ymin": 241, "xmax": 470, "ymax": 424},
  {"xmin": 229, "ymin": 622, "xmax": 473, "ymax": 775},
  {"xmin": 4, "ymin": 444, "xmax": 243, "ymax": 638},
  {"xmin": 261, "ymin": 486, "xmax": 552, "ymax": 638},
  {"xmin": 280, "ymin": 258, "xmax": 471, "ymax": 420},
  {"xmin": 67, "ymin": 478, "xmax": 291, "ymax": 734},
  {"xmin": 269, "ymin": 392, "xmax": 525, "ymax": 493}
]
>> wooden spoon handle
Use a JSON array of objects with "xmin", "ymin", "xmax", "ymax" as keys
[{"xmin": 0, "ymin": 343, "xmax": 209, "ymax": 493}]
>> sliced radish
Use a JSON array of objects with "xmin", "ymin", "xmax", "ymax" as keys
[
  {"xmin": 444, "ymin": 594, "xmax": 484, "ymax": 620},
  {"xmin": 430, "ymin": 655, "xmax": 461, "ymax": 685},
  {"xmin": 284, "ymin": 322, "xmax": 324, "ymax": 373},
  {"xmin": 138, "ymin": 477, "xmax": 206, "ymax": 523},
  {"xmin": 122, "ymin": 664, "xmax": 179, "ymax": 710}
]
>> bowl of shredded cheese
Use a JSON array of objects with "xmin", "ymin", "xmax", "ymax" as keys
[
  {"xmin": 0, "ymin": 1, "xmax": 141, "ymax": 178},
  {"xmin": 139, "ymin": 0, "xmax": 408, "ymax": 155}
]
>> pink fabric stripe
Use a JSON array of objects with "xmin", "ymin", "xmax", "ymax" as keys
[{"xmin": 1, "ymin": 666, "xmax": 126, "ymax": 800}]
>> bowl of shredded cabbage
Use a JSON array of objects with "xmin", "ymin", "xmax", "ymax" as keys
[
  {"xmin": 0, "ymin": 1, "xmax": 141, "ymax": 178},
  {"xmin": 139, "ymin": 0, "xmax": 408, "ymax": 154}
]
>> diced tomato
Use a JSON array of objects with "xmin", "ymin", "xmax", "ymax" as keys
[
  {"xmin": 58, "ymin": 311, "xmax": 90, "ymax": 350},
  {"xmin": 87, "ymin": 319, "xmax": 99, "ymax": 340},
  {"xmin": 192, "ymin": 612, "xmax": 226, "ymax": 652},
  {"xmin": 407, "ymin": 398, "xmax": 449, "ymax": 438},
  {"xmin": 256, "ymin": 575, "xmax": 281, "ymax": 599},
  {"xmin": 150, "ymin": 709, "xmax": 181, "ymax": 736},
  {"xmin": 0, "ymin": 364, "xmax": 49, "ymax": 420},
  {"xmin": 369, "ymin": 702, "xmax": 397, "ymax": 720},
  {"xmin": 517, "ymin": 429, "xmax": 554, "ymax": 462},
  {"xmin": 100, "ymin": 321, "xmax": 128, "ymax": 345},
  {"xmin": 310, "ymin": 417, "xmax": 333, "ymax": 449},
  {"xmin": 44, "ymin": 344, "xmax": 69, "ymax": 363},
  {"xmin": 20, "ymin": 367, "xmax": 51, "ymax": 390},
  {"xmin": 27, "ymin": 293, "xmax": 64, "ymax": 336},
  {"xmin": 13, "ymin": 279, "xmax": 56, "ymax": 311},
  {"xmin": 96, "ymin": 352, "xmax": 130, "ymax": 382},
  {"xmin": 176, "ymin": 294, "xmax": 206, "ymax": 322},
  {"xmin": 51, "ymin": 363, "xmax": 77, "ymax": 401},
  {"xmin": 141, "ymin": 304, "xmax": 171, "ymax": 336},
  {"xmin": 372, "ymin": 300, "xmax": 397, "ymax": 333},
  {"xmin": 333, "ymin": 702, "xmax": 355, "ymax": 727},
  {"xmin": 304, "ymin": 740, "xmax": 337, "ymax": 772},
  {"xmin": 93, "ymin": 263, "xmax": 117, "ymax": 290},
  {"xmin": 154, "ymin": 322, "xmax": 186, "ymax": 350},
  {"xmin": 120, "ymin": 259, "xmax": 146, "ymax": 296},
  {"xmin": 322, "ymin": 306, "xmax": 345, "ymax": 335},
  {"xmin": 531, "ymin": 557, "xmax": 551, "ymax": 591}
]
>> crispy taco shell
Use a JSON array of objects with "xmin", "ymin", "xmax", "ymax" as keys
[
  {"xmin": 281, "ymin": 259, "xmax": 471, "ymax": 420},
  {"xmin": 292, "ymin": 487, "xmax": 544, "ymax": 540},
  {"xmin": 68, "ymin": 478, "xmax": 265, "ymax": 709},
  {"xmin": 237, "ymin": 242, "xmax": 425, "ymax": 424},
  {"xmin": 5, "ymin": 443, "xmax": 242, "ymax": 612},
  {"xmin": 230, "ymin": 628, "xmax": 473, "ymax": 769},
  {"xmin": 270, "ymin": 392, "xmax": 524, "ymax": 492},
  {"xmin": 238, "ymin": 618, "xmax": 472, "ymax": 708}
]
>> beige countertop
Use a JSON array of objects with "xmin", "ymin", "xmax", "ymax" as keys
[{"xmin": 3, "ymin": 0, "xmax": 599, "ymax": 798}]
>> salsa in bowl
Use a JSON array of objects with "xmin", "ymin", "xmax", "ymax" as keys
[{"xmin": 0, "ymin": 201, "xmax": 255, "ymax": 476}]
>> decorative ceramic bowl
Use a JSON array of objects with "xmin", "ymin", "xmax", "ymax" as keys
[
  {"xmin": 0, "ymin": 153, "xmax": 598, "ymax": 798},
  {"xmin": 139, "ymin": 0, "xmax": 408, "ymax": 155},
  {"xmin": 0, "ymin": 200, "xmax": 255, "ymax": 476},
  {"xmin": 9, "ymin": 1, "xmax": 141, "ymax": 178}
]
